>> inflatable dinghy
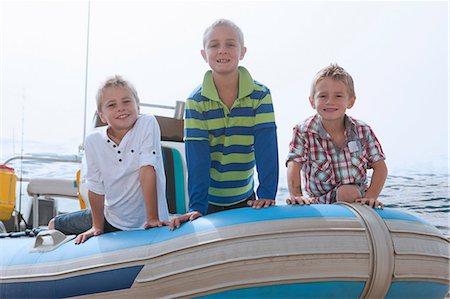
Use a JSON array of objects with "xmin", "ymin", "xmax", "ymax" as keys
[{"xmin": 1, "ymin": 204, "xmax": 448, "ymax": 298}]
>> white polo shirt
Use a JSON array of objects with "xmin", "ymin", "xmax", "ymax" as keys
[{"xmin": 84, "ymin": 114, "xmax": 169, "ymax": 230}]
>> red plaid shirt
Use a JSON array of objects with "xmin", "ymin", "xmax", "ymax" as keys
[{"xmin": 287, "ymin": 114, "xmax": 385, "ymax": 203}]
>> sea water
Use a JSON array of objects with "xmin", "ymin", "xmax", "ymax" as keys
[
  {"xmin": 1, "ymin": 140, "xmax": 449, "ymax": 237},
  {"xmin": 278, "ymin": 173, "xmax": 449, "ymax": 236}
]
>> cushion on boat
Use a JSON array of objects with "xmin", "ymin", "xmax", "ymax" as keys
[{"xmin": 161, "ymin": 146, "xmax": 187, "ymax": 215}]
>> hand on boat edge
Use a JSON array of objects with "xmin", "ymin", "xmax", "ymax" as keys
[
  {"xmin": 355, "ymin": 197, "xmax": 384, "ymax": 209},
  {"xmin": 75, "ymin": 227, "xmax": 104, "ymax": 245},
  {"xmin": 286, "ymin": 196, "xmax": 318, "ymax": 205},
  {"xmin": 144, "ymin": 219, "xmax": 170, "ymax": 229},
  {"xmin": 247, "ymin": 199, "xmax": 275, "ymax": 209},
  {"xmin": 169, "ymin": 211, "xmax": 202, "ymax": 231}
]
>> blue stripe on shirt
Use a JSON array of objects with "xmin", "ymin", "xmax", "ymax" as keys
[
  {"xmin": 204, "ymin": 109, "xmax": 225, "ymax": 120},
  {"xmin": 249, "ymin": 89, "xmax": 270, "ymax": 100},
  {"xmin": 210, "ymin": 144, "xmax": 254, "ymax": 155},
  {"xmin": 187, "ymin": 107, "xmax": 250, "ymax": 120},
  {"xmin": 186, "ymin": 109, "xmax": 204, "ymax": 120},
  {"xmin": 187, "ymin": 105, "xmax": 271, "ymax": 119},
  {"xmin": 209, "ymin": 126, "xmax": 254, "ymax": 137},
  {"xmin": 255, "ymin": 103, "xmax": 275, "ymax": 114},
  {"xmin": 211, "ymin": 160, "xmax": 256, "ymax": 173},
  {"xmin": 210, "ymin": 176, "xmax": 253, "ymax": 189},
  {"xmin": 230, "ymin": 107, "xmax": 255, "ymax": 117},
  {"xmin": 185, "ymin": 128, "xmax": 208, "ymax": 139},
  {"xmin": 189, "ymin": 86, "xmax": 205, "ymax": 101}
]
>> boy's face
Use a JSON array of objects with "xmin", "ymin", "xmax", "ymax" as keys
[
  {"xmin": 98, "ymin": 86, "xmax": 139, "ymax": 133},
  {"xmin": 201, "ymin": 25, "xmax": 246, "ymax": 75},
  {"xmin": 309, "ymin": 77, "xmax": 356, "ymax": 123}
]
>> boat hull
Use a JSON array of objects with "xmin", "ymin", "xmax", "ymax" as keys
[{"xmin": 1, "ymin": 204, "xmax": 449, "ymax": 298}]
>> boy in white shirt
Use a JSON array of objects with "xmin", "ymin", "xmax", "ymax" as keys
[{"xmin": 48, "ymin": 75, "xmax": 169, "ymax": 244}]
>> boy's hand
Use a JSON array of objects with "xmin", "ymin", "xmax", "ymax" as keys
[
  {"xmin": 75, "ymin": 226, "xmax": 103, "ymax": 245},
  {"xmin": 286, "ymin": 195, "xmax": 318, "ymax": 205},
  {"xmin": 247, "ymin": 199, "xmax": 275, "ymax": 209},
  {"xmin": 144, "ymin": 218, "xmax": 170, "ymax": 229},
  {"xmin": 355, "ymin": 197, "xmax": 384, "ymax": 209},
  {"xmin": 169, "ymin": 211, "xmax": 202, "ymax": 230}
]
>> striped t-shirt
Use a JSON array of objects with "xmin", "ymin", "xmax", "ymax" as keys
[{"xmin": 185, "ymin": 66, "xmax": 278, "ymax": 214}]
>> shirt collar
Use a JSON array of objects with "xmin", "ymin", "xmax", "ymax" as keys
[
  {"xmin": 99, "ymin": 125, "xmax": 109, "ymax": 141},
  {"xmin": 99, "ymin": 115, "xmax": 141, "ymax": 144},
  {"xmin": 305, "ymin": 114, "xmax": 359, "ymax": 140},
  {"xmin": 201, "ymin": 66, "xmax": 254, "ymax": 102}
]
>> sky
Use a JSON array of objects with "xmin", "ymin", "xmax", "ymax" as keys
[{"xmin": 0, "ymin": 1, "xmax": 448, "ymax": 181}]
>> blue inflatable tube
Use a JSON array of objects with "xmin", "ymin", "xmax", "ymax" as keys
[{"xmin": 1, "ymin": 204, "xmax": 448, "ymax": 298}]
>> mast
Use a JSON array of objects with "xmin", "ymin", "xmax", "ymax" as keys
[{"xmin": 80, "ymin": 0, "xmax": 91, "ymax": 153}]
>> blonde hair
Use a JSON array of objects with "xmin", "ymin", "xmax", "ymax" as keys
[
  {"xmin": 310, "ymin": 64, "xmax": 355, "ymax": 97},
  {"xmin": 202, "ymin": 19, "xmax": 244, "ymax": 48},
  {"xmin": 96, "ymin": 75, "xmax": 140, "ymax": 111}
]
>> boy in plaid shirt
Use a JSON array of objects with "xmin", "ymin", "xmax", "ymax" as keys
[{"xmin": 286, "ymin": 64, "xmax": 387, "ymax": 208}]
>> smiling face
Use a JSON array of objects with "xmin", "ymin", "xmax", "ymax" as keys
[
  {"xmin": 98, "ymin": 86, "xmax": 139, "ymax": 136},
  {"xmin": 310, "ymin": 77, "xmax": 356, "ymax": 125},
  {"xmin": 201, "ymin": 24, "xmax": 246, "ymax": 75}
]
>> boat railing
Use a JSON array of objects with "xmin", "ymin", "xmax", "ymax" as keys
[
  {"xmin": 140, "ymin": 100, "xmax": 185, "ymax": 120},
  {"xmin": 3, "ymin": 154, "xmax": 82, "ymax": 178}
]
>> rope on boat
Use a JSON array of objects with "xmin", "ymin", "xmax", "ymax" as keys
[{"xmin": 0, "ymin": 227, "xmax": 44, "ymax": 239}]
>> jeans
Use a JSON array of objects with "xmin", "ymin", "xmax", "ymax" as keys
[{"xmin": 54, "ymin": 209, "xmax": 120, "ymax": 235}]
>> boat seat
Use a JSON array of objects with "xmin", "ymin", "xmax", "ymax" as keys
[
  {"xmin": 161, "ymin": 146, "xmax": 187, "ymax": 215},
  {"xmin": 27, "ymin": 179, "xmax": 78, "ymax": 198},
  {"xmin": 27, "ymin": 178, "xmax": 78, "ymax": 227}
]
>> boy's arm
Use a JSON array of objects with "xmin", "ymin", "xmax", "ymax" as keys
[
  {"xmin": 74, "ymin": 191, "xmax": 105, "ymax": 244},
  {"xmin": 286, "ymin": 160, "xmax": 316, "ymax": 205},
  {"xmin": 186, "ymin": 140, "xmax": 211, "ymax": 215},
  {"xmin": 356, "ymin": 160, "xmax": 388, "ymax": 208},
  {"xmin": 169, "ymin": 97, "xmax": 208, "ymax": 230},
  {"xmin": 89, "ymin": 191, "xmax": 106, "ymax": 229},
  {"xmin": 251, "ymin": 126, "xmax": 278, "ymax": 208},
  {"xmin": 169, "ymin": 140, "xmax": 207, "ymax": 230},
  {"xmin": 140, "ymin": 165, "xmax": 168, "ymax": 228},
  {"xmin": 183, "ymin": 96, "xmax": 210, "ymax": 215},
  {"xmin": 287, "ymin": 160, "xmax": 302, "ymax": 197}
]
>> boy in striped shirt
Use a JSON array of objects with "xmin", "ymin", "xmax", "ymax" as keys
[
  {"xmin": 286, "ymin": 64, "xmax": 387, "ymax": 208},
  {"xmin": 170, "ymin": 19, "xmax": 278, "ymax": 228}
]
